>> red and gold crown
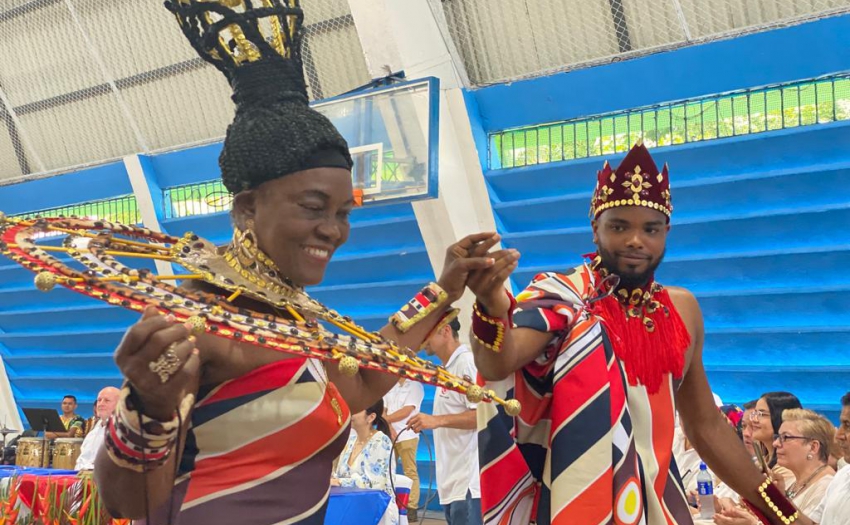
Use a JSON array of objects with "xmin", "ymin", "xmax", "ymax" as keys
[{"xmin": 590, "ymin": 141, "xmax": 673, "ymax": 222}]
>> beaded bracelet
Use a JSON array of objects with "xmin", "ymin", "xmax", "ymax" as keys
[
  {"xmin": 742, "ymin": 478, "xmax": 800, "ymax": 525},
  {"xmin": 471, "ymin": 292, "xmax": 517, "ymax": 353},
  {"xmin": 389, "ymin": 283, "xmax": 449, "ymax": 333},
  {"xmin": 104, "ymin": 385, "xmax": 195, "ymax": 472}
]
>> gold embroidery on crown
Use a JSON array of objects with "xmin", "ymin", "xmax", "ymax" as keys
[{"xmin": 622, "ymin": 165, "xmax": 653, "ymax": 198}]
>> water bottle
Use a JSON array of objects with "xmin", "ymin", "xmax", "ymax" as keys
[{"xmin": 697, "ymin": 462, "xmax": 715, "ymax": 519}]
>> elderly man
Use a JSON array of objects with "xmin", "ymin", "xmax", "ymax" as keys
[{"xmin": 75, "ymin": 387, "xmax": 120, "ymax": 471}]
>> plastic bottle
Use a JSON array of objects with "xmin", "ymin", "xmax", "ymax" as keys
[{"xmin": 697, "ymin": 462, "xmax": 715, "ymax": 519}]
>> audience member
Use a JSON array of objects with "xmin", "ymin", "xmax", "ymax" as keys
[
  {"xmin": 741, "ymin": 400, "xmax": 758, "ymax": 458},
  {"xmin": 751, "ymin": 391, "xmax": 802, "ymax": 485},
  {"xmin": 333, "ymin": 399, "xmax": 394, "ymax": 492},
  {"xmin": 806, "ymin": 392, "xmax": 850, "ymax": 524},
  {"xmin": 772, "ymin": 409, "xmax": 835, "ymax": 516},
  {"xmin": 333, "ymin": 399, "xmax": 398, "ymax": 525},
  {"xmin": 383, "ymin": 378, "xmax": 424, "ymax": 522},
  {"xmin": 45, "ymin": 395, "xmax": 86, "ymax": 439},
  {"xmin": 836, "ymin": 392, "xmax": 849, "ymax": 471},
  {"xmin": 409, "ymin": 318, "xmax": 481, "ymax": 525},
  {"xmin": 76, "ymin": 387, "xmax": 119, "ymax": 470}
]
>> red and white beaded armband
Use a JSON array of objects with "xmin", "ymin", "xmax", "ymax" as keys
[{"xmin": 389, "ymin": 282, "xmax": 450, "ymax": 333}]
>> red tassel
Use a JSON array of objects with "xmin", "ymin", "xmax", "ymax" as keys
[{"xmin": 590, "ymin": 289, "xmax": 689, "ymax": 394}]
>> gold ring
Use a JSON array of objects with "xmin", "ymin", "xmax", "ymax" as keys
[{"xmin": 148, "ymin": 343, "xmax": 182, "ymax": 383}]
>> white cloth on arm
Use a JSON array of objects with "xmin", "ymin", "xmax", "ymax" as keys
[
  {"xmin": 384, "ymin": 380, "xmax": 424, "ymax": 443},
  {"xmin": 809, "ymin": 464, "xmax": 850, "ymax": 525},
  {"xmin": 433, "ymin": 344, "xmax": 480, "ymax": 505},
  {"xmin": 75, "ymin": 420, "xmax": 105, "ymax": 470}
]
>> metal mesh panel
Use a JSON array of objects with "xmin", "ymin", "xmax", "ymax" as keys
[
  {"xmin": 438, "ymin": 0, "xmax": 850, "ymax": 85},
  {"xmin": 0, "ymin": 0, "xmax": 370, "ymax": 183}
]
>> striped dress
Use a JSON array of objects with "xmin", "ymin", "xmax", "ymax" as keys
[
  {"xmin": 478, "ymin": 266, "xmax": 692, "ymax": 525},
  {"xmin": 145, "ymin": 357, "xmax": 351, "ymax": 525}
]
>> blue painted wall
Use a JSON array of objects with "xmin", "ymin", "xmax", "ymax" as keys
[
  {"xmin": 466, "ymin": 14, "xmax": 850, "ymax": 422},
  {"xmin": 0, "ymin": 161, "xmax": 132, "ymax": 216}
]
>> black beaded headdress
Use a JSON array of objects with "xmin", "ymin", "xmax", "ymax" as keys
[{"xmin": 164, "ymin": 0, "xmax": 353, "ymax": 194}]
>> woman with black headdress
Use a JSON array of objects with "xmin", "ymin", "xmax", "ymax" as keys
[{"xmin": 92, "ymin": 1, "xmax": 510, "ymax": 523}]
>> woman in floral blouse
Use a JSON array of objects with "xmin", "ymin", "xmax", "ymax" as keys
[{"xmin": 333, "ymin": 399, "xmax": 399, "ymax": 524}]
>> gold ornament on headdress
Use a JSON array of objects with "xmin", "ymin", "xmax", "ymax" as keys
[
  {"xmin": 167, "ymin": 0, "xmax": 302, "ymax": 69},
  {"xmin": 0, "ymin": 213, "xmax": 516, "ymax": 412}
]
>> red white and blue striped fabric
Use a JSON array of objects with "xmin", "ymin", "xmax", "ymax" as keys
[
  {"xmin": 144, "ymin": 358, "xmax": 351, "ymax": 525},
  {"xmin": 478, "ymin": 266, "xmax": 692, "ymax": 525}
]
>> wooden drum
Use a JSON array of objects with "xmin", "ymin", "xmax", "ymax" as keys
[
  {"xmin": 16, "ymin": 437, "xmax": 48, "ymax": 467},
  {"xmin": 52, "ymin": 438, "xmax": 83, "ymax": 470}
]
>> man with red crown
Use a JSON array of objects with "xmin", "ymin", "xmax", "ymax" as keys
[{"xmin": 464, "ymin": 142, "xmax": 799, "ymax": 525}]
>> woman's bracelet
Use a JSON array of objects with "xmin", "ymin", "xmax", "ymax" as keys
[{"xmin": 104, "ymin": 385, "xmax": 194, "ymax": 472}]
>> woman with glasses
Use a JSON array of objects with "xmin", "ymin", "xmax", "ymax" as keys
[
  {"xmin": 750, "ymin": 391, "xmax": 803, "ymax": 481},
  {"xmin": 715, "ymin": 409, "xmax": 835, "ymax": 525},
  {"xmin": 772, "ymin": 409, "xmax": 836, "ymax": 515}
]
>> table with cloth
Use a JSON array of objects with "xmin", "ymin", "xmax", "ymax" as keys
[{"xmin": 0, "ymin": 467, "xmax": 395, "ymax": 525}]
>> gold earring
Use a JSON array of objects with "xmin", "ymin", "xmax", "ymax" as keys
[{"xmin": 234, "ymin": 220, "xmax": 259, "ymax": 268}]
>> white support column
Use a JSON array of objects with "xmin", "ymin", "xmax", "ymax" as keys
[
  {"xmin": 123, "ymin": 154, "xmax": 174, "ymax": 276},
  {"xmin": 347, "ymin": 0, "xmax": 504, "ymax": 323},
  {"xmin": 0, "ymin": 350, "xmax": 23, "ymax": 435}
]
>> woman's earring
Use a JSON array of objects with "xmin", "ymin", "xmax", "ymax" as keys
[{"xmin": 807, "ymin": 453, "xmax": 813, "ymax": 460}]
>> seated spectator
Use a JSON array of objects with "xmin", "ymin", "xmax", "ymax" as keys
[
  {"xmin": 332, "ymin": 399, "xmax": 398, "ymax": 525},
  {"xmin": 751, "ymin": 391, "xmax": 802, "ymax": 486},
  {"xmin": 773, "ymin": 409, "xmax": 835, "ymax": 515},
  {"xmin": 717, "ymin": 396, "xmax": 850, "ymax": 525},
  {"xmin": 679, "ymin": 404, "xmax": 745, "ymax": 510},
  {"xmin": 807, "ymin": 392, "xmax": 850, "ymax": 525},
  {"xmin": 76, "ymin": 387, "xmax": 120, "ymax": 470},
  {"xmin": 836, "ymin": 392, "xmax": 850, "ymax": 471},
  {"xmin": 741, "ymin": 400, "xmax": 758, "ymax": 458}
]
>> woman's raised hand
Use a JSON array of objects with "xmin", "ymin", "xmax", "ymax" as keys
[{"xmin": 113, "ymin": 306, "xmax": 202, "ymax": 420}]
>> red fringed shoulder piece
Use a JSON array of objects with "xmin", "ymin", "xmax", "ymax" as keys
[{"xmin": 590, "ymin": 288, "xmax": 690, "ymax": 394}]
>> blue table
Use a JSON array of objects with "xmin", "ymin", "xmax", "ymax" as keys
[
  {"xmin": 0, "ymin": 466, "xmax": 77, "ymax": 478},
  {"xmin": 325, "ymin": 487, "xmax": 391, "ymax": 525}
]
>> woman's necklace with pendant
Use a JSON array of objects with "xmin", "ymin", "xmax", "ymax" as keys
[{"xmin": 786, "ymin": 464, "xmax": 828, "ymax": 498}]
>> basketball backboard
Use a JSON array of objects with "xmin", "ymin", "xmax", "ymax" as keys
[{"xmin": 313, "ymin": 77, "xmax": 440, "ymax": 206}]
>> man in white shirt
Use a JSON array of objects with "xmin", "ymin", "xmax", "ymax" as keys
[
  {"xmin": 409, "ymin": 319, "xmax": 481, "ymax": 525},
  {"xmin": 75, "ymin": 386, "xmax": 120, "ymax": 471},
  {"xmin": 384, "ymin": 378, "xmax": 425, "ymax": 521}
]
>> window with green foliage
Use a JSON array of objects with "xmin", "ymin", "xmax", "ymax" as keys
[
  {"xmin": 163, "ymin": 180, "xmax": 231, "ymax": 219},
  {"xmin": 490, "ymin": 74, "xmax": 850, "ymax": 169},
  {"xmin": 13, "ymin": 195, "xmax": 140, "ymax": 224},
  {"xmin": 162, "ymin": 151, "xmax": 410, "ymax": 219}
]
